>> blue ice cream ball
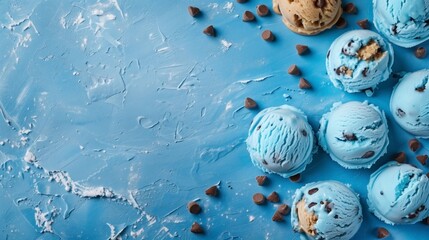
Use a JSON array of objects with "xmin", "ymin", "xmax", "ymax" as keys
[
  {"xmin": 246, "ymin": 105, "xmax": 316, "ymax": 178},
  {"xmin": 373, "ymin": 0, "xmax": 429, "ymax": 48},
  {"xmin": 326, "ymin": 30, "xmax": 394, "ymax": 96},
  {"xmin": 291, "ymin": 181, "xmax": 363, "ymax": 240},
  {"xmin": 318, "ymin": 101, "xmax": 389, "ymax": 169},
  {"xmin": 390, "ymin": 69, "xmax": 429, "ymax": 138},
  {"xmin": 367, "ymin": 162, "xmax": 429, "ymax": 225}
]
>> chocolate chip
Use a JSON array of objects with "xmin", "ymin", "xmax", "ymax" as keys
[
  {"xmin": 253, "ymin": 193, "xmax": 266, "ymax": 205},
  {"xmin": 205, "ymin": 185, "xmax": 219, "ymax": 197},
  {"xmin": 427, "ymin": 173, "xmax": 429, "ymax": 178},
  {"xmin": 377, "ymin": 227, "xmax": 389, "ymax": 238},
  {"xmin": 289, "ymin": 174, "xmax": 301, "ymax": 182},
  {"xmin": 415, "ymin": 47, "xmax": 427, "ymax": 59},
  {"xmin": 417, "ymin": 205, "xmax": 425, "ymax": 212},
  {"xmin": 188, "ymin": 6, "xmax": 201, "ymax": 17},
  {"xmin": 336, "ymin": 17, "xmax": 347, "ymax": 29},
  {"xmin": 296, "ymin": 44, "xmax": 309, "ymax": 55},
  {"xmin": 308, "ymin": 202, "xmax": 317, "ymax": 208},
  {"xmin": 299, "ymin": 78, "xmax": 312, "ymax": 89},
  {"xmin": 203, "ymin": 25, "xmax": 216, "ymax": 37},
  {"xmin": 300, "ymin": 129, "xmax": 308, "ymax": 136},
  {"xmin": 191, "ymin": 222, "xmax": 204, "ymax": 234},
  {"xmin": 409, "ymin": 139, "xmax": 421, "ymax": 152},
  {"xmin": 357, "ymin": 19, "xmax": 369, "ymax": 29},
  {"xmin": 236, "ymin": 0, "xmax": 248, "ymax": 3},
  {"xmin": 344, "ymin": 3, "xmax": 357, "ymax": 14},
  {"xmin": 426, "ymin": 19, "xmax": 429, "ymax": 27},
  {"xmin": 327, "ymin": 50, "xmax": 330, "ymax": 58},
  {"xmin": 396, "ymin": 108, "xmax": 406, "ymax": 117},
  {"xmin": 324, "ymin": 202, "xmax": 332, "ymax": 213},
  {"xmin": 262, "ymin": 159, "xmax": 268, "ymax": 165},
  {"xmin": 380, "ymin": 191, "xmax": 384, "ymax": 195},
  {"xmin": 392, "ymin": 152, "xmax": 407, "ymax": 163},
  {"xmin": 362, "ymin": 67, "xmax": 369, "ymax": 77},
  {"xmin": 272, "ymin": 211, "xmax": 284, "ymax": 222},
  {"xmin": 242, "ymin": 11, "xmax": 255, "ymax": 22},
  {"xmin": 343, "ymin": 133, "xmax": 357, "ymax": 141},
  {"xmin": 288, "ymin": 64, "xmax": 301, "ymax": 75},
  {"xmin": 262, "ymin": 30, "xmax": 275, "ymax": 41},
  {"xmin": 277, "ymin": 204, "xmax": 290, "ymax": 215},
  {"xmin": 392, "ymin": 25, "xmax": 398, "ymax": 35},
  {"xmin": 308, "ymin": 188, "xmax": 319, "ymax": 195},
  {"xmin": 334, "ymin": 215, "xmax": 339, "ymax": 219},
  {"xmin": 408, "ymin": 213, "xmax": 417, "ymax": 219},
  {"xmin": 256, "ymin": 175, "xmax": 268, "ymax": 186},
  {"xmin": 314, "ymin": 0, "xmax": 326, "ymax": 8},
  {"xmin": 416, "ymin": 85, "xmax": 426, "ymax": 92},
  {"xmin": 362, "ymin": 151, "xmax": 375, "ymax": 158},
  {"xmin": 244, "ymin": 97, "xmax": 258, "ymax": 109},
  {"xmin": 188, "ymin": 201, "xmax": 202, "ymax": 214},
  {"xmin": 256, "ymin": 5, "xmax": 270, "ymax": 17},
  {"xmin": 267, "ymin": 191, "xmax": 280, "ymax": 203},
  {"xmin": 424, "ymin": 217, "xmax": 429, "ymax": 225},
  {"xmin": 256, "ymin": 125, "xmax": 261, "ymax": 131},
  {"xmin": 417, "ymin": 155, "xmax": 428, "ymax": 165}
]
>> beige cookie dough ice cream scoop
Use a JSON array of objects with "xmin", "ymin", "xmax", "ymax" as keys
[{"xmin": 273, "ymin": 0, "xmax": 343, "ymax": 35}]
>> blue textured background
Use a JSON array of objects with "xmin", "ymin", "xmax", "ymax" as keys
[{"xmin": 0, "ymin": 0, "xmax": 428, "ymax": 239}]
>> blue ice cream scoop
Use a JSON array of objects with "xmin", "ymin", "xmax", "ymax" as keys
[
  {"xmin": 291, "ymin": 181, "xmax": 363, "ymax": 240},
  {"xmin": 367, "ymin": 162, "xmax": 429, "ymax": 225},
  {"xmin": 318, "ymin": 101, "xmax": 389, "ymax": 169},
  {"xmin": 390, "ymin": 69, "xmax": 429, "ymax": 138},
  {"xmin": 326, "ymin": 30, "xmax": 394, "ymax": 96},
  {"xmin": 373, "ymin": 0, "xmax": 429, "ymax": 48},
  {"xmin": 246, "ymin": 105, "xmax": 316, "ymax": 178}
]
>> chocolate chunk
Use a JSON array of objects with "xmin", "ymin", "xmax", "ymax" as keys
[
  {"xmin": 408, "ymin": 213, "xmax": 417, "ymax": 219},
  {"xmin": 308, "ymin": 188, "xmax": 319, "ymax": 195},
  {"xmin": 409, "ymin": 139, "xmax": 421, "ymax": 152},
  {"xmin": 362, "ymin": 151, "xmax": 375, "ymax": 158},
  {"xmin": 203, "ymin": 25, "xmax": 216, "ymax": 37},
  {"xmin": 272, "ymin": 211, "xmax": 284, "ymax": 222},
  {"xmin": 362, "ymin": 67, "xmax": 369, "ymax": 77},
  {"xmin": 188, "ymin": 6, "xmax": 201, "ymax": 17},
  {"xmin": 392, "ymin": 152, "xmax": 406, "ymax": 163},
  {"xmin": 301, "ymin": 129, "xmax": 308, "ymax": 137},
  {"xmin": 267, "ymin": 191, "xmax": 280, "ymax": 203},
  {"xmin": 336, "ymin": 17, "xmax": 347, "ymax": 29},
  {"xmin": 343, "ymin": 133, "xmax": 357, "ymax": 141},
  {"xmin": 288, "ymin": 64, "xmax": 301, "ymax": 75},
  {"xmin": 188, "ymin": 201, "xmax": 202, "ymax": 214},
  {"xmin": 417, "ymin": 155, "xmax": 428, "ymax": 165},
  {"xmin": 416, "ymin": 85, "xmax": 426, "ymax": 92},
  {"xmin": 253, "ymin": 193, "xmax": 266, "ymax": 205},
  {"xmin": 191, "ymin": 222, "xmax": 204, "ymax": 234},
  {"xmin": 357, "ymin": 19, "xmax": 369, "ymax": 29},
  {"xmin": 277, "ymin": 204, "xmax": 290, "ymax": 215},
  {"xmin": 299, "ymin": 78, "xmax": 312, "ymax": 89},
  {"xmin": 377, "ymin": 227, "xmax": 389, "ymax": 238},
  {"xmin": 244, "ymin": 97, "xmax": 258, "ymax": 109},
  {"xmin": 242, "ymin": 11, "xmax": 255, "ymax": 22},
  {"xmin": 205, "ymin": 185, "xmax": 219, "ymax": 197},
  {"xmin": 296, "ymin": 44, "xmax": 309, "ymax": 55},
  {"xmin": 308, "ymin": 202, "xmax": 317, "ymax": 208},
  {"xmin": 289, "ymin": 174, "xmax": 301, "ymax": 182},
  {"xmin": 396, "ymin": 108, "xmax": 405, "ymax": 117},
  {"xmin": 344, "ymin": 3, "xmax": 357, "ymax": 14},
  {"xmin": 236, "ymin": 0, "xmax": 248, "ymax": 3},
  {"xmin": 324, "ymin": 202, "xmax": 332, "ymax": 213},
  {"xmin": 256, "ymin": 175, "xmax": 268, "ymax": 186},
  {"xmin": 256, "ymin": 5, "xmax": 270, "ymax": 17},
  {"xmin": 415, "ymin": 47, "xmax": 427, "ymax": 59},
  {"xmin": 392, "ymin": 25, "xmax": 398, "ymax": 35},
  {"xmin": 314, "ymin": 0, "xmax": 326, "ymax": 8},
  {"xmin": 262, "ymin": 30, "xmax": 275, "ymax": 41}
]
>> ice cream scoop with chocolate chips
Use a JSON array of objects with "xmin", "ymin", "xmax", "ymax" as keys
[
  {"xmin": 326, "ymin": 30, "xmax": 394, "ymax": 96},
  {"xmin": 291, "ymin": 181, "xmax": 363, "ymax": 240}
]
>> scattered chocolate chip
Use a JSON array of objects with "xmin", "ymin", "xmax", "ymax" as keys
[
  {"xmin": 288, "ymin": 64, "xmax": 301, "ymax": 75},
  {"xmin": 191, "ymin": 222, "xmax": 204, "ymax": 234},
  {"xmin": 300, "ymin": 129, "xmax": 308, "ymax": 137},
  {"xmin": 324, "ymin": 202, "xmax": 332, "ymax": 213},
  {"xmin": 377, "ymin": 227, "xmax": 389, "ymax": 238},
  {"xmin": 417, "ymin": 205, "xmax": 425, "ymax": 212},
  {"xmin": 188, "ymin": 201, "xmax": 201, "ymax": 214},
  {"xmin": 415, "ymin": 47, "xmax": 427, "ymax": 59},
  {"xmin": 416, "ymin": 85, "xmax": 426, "ymax": 92},
  {"xmin": 188, "ymin": 6, "xmax": 201, "ymax": 17},
  {"xmin": 417, "ymin": 155, "xmax": 428, "ymax": 165},
  {"xmin": 308, "ymin": 202, "xmax": 317, "ymax": 208},
  {"xmin": 272, "ymin": 211, "xmax": 284, "ymax": 222},
  {"xmin": 396, "ymin": 108, "xmax": 406, "ymax": 117},
  {"xmin": 277, "ymin": 204, "xmax": 290, "ymax": 215},
  {"xmin": 267, "ymin": 192, "xmax": 280, "ymax": 203},
  {"xmin": 253, "ymin": 193, "xmax": 266, "ymax": 205},
  {"xmin": 289, "ymin": 174, "xmax": 301, "ymax": 182},
  {"xmin": 256, "ymin": 5, "xmax": 270, "ymax": 17},
  {"xmin": 392, "ymin": 25, "xmax": 398, "ymax": 35},
  {"xmin": 343, "ymin": 133, "xmax": 357, "ymax": 141},
  {"xmin": 299, "ymin": 78, "xmax": 312, "ymax": 89},
  {"xmin": 242, "ymin": 11, "xmax": 256, "ymax": 22},
  {"xmin": 256, "ymin": 125, "xmax": 261, "ymax": 131},
  {"xmin": 362, "ymin": 151, "xmax": 375, "ymax": 159},
  {"xmin": 205, "ymin": 185, "xmax": 219, "ymax": 197},
  {"xmin": 203, "ymin": 25, "xmax": 216, "ymax": 37},
  {"xmin": 357, "ymin": 19, "xmax": 369, "ymax": 29},
  {"xmin": 262, "ymin": 30, "xmax": 275, "ymax": 41},
  {"xmin": 244, "ymin": 97, "xmax": 258, "ymax": 109},
  {"xmin": 327, "ymin": 50, "xmax": 331, "ymax": 58},
  {"xmin": 334, "ymin": 214, "xmax": 339, "ymax": 219},
  {"xmin": 344, "ymin": 3, "xmax": 357, "ymax": 14},
  {"xmin": 392, "ymin": 152, "xmax": 407, "ymax": 163},
  {"xmin": 296, "ymin": 44, "xmax": 309, "ymax": 55},
  {"xmin": 362, "ymin": 67, "xmax": 369, "ymax": 77},
  {"xmin": 236, "ymin": 0, "xmax": 248, "ymax": 3},
  {"xmin": 256, "ymin": 176, "xmax": 268, "ymax": 186},
  {"xmin": 308, "ymin": 188, "xmax": 319, "ymax": 195},
  {"xmin": 336, "ymin": 17, "xmax": 347, "ymax": 29},
  {"xmin": 315, "ymin": 0, "xmax": 326, "ymax": 8},
  {"xmin": 424, "ymin": 217, "xmax": 429, "ymax": 225},
  {"xmin": 408, "ymin": 213, "xmax": 417, "ymax": 219},
  {"xmin": 262, "ymin": 159, "xmax": 268, "ymax": 165},
  {"xmin": 409, "ymin": 139, "xmax": 421, "ymax": 152},
  {"xmin": 380, "ymin": 191, "xmax": 384, "ymax": 195}
]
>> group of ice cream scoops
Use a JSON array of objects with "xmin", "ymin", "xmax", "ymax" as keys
[{"xmin": 245, "ymin": 0, "xmax": 429, "ymax": 239}]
